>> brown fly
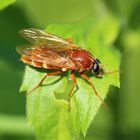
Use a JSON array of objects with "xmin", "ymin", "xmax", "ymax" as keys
[{"xmin": 17, "ymin": 28, "xmax": 117, "ymax": 111}]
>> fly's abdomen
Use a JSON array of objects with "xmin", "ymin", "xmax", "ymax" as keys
[{"xmin": 21, "ymin": 55, "xmax": 43, "ymax": 68}]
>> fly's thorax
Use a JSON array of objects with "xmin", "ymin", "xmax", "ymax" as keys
[{"xmin": 68, "ymin": 49, "xmax": 95, "ymax": 72}]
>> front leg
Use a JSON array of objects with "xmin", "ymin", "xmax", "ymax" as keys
[{"xmin": 80, "ymin": 73, "xmax": 108, "ymax": 110}]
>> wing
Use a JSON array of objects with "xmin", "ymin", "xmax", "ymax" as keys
[
  {"xmin": 17, "ymin": 45, "xmax": 76, "ymax": 70},
  {"xmin": 19, "ymin": 28, "xmax": 79, "ymax": 52}
]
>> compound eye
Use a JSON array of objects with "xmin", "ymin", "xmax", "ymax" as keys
[
  {"xmin": 93, "ymin": 62, "xmax": 99, "ymax": 73},
  {"xmin": 96, "ymin": 59, "xmax": 101, "ymax": 63}
]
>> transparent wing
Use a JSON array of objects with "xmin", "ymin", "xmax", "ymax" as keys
[
  {"xmin": 20, "ymin": 28, "xmax": 69, "ymax": 45},
  {"xmin": 16, "ymin": 44, "xmax": 32, "ymax": 55},
  {"xmin": 19, "ymin": 28, "xmax": 79, "ymax": 52},
  {"xmin": 17, "ymin": 45, "xmax": 76, "ymax": 69}
]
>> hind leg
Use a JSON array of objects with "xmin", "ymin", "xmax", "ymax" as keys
[{"xmin": 27, "ymin": 71, "xmax": 62, "ymax": 95}]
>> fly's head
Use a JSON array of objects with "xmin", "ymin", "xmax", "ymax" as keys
[{"xmin": 92, "ymin": 59, "xmax": 104, "ymax": 77}]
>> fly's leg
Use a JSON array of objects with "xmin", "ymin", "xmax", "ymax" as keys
[
  {"xmin": 68, "ymin": 73, "xmax": 77, "ymax": 112},
  {"xmin": 80, "ymin": 73, "xmax": 108, "ymax": 110},
  {"xmin": 27, "ymin": 71, "xmax": 62, "ymax": 95}
]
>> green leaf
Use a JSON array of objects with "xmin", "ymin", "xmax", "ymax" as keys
[
  {"xmin": 0, "ymin": 0, "xmax": 16, "ymax": 10},
  {"xmin": 20, "ymin": 14, "xmax": 120, "ymax": 140}
]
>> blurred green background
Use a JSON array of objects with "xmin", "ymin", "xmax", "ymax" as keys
[{"xmin": 0, "ymin": 0, "xmax": 140, "ymax": 140}]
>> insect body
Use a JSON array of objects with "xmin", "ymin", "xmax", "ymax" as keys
[{"xmin": 17, "ymin": 28, "xmax": 107, "ymax": 111}]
